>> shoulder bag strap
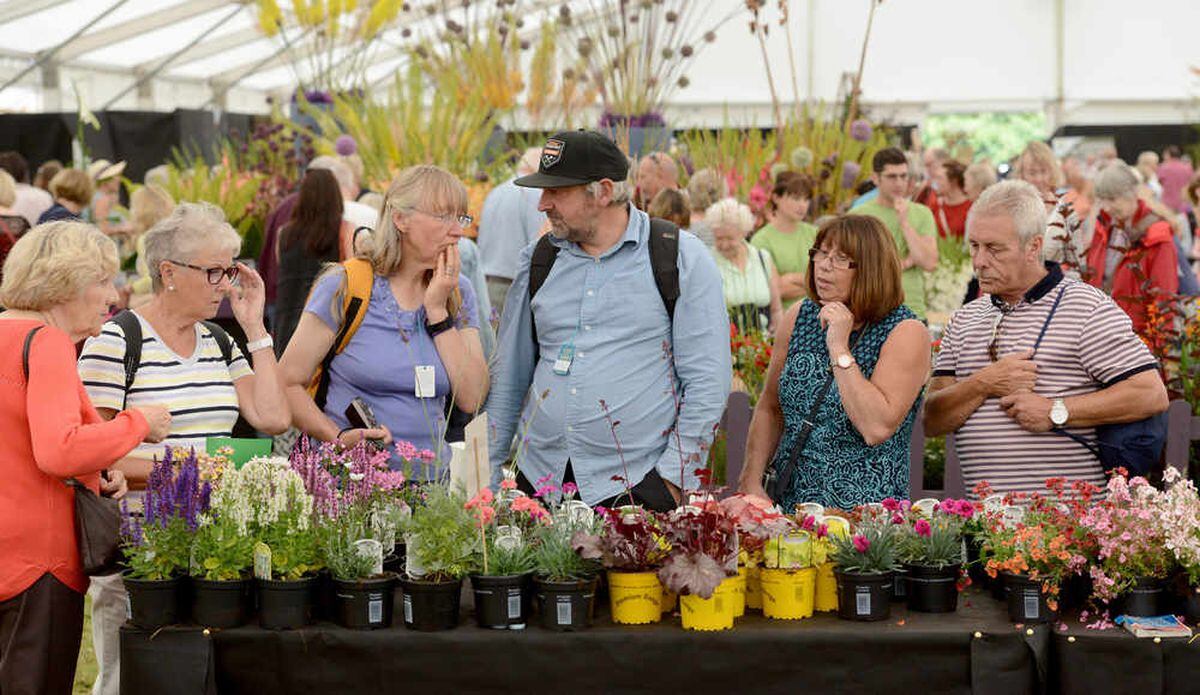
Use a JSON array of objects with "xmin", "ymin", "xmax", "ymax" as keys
[
  {"xmin": 200, "ymin": 321, "xmax": 234, "ymax": 365},
  {"xmin": 109, "ymin": 310, "xmax": 143, "ymax": 410},
  {"xmin": 1030, "ymin": 284, "xmax": 1068, "ymax": 357},
  {"xmin": 20, "ymin": 325, "xmax": 44, "ymax": 380}
]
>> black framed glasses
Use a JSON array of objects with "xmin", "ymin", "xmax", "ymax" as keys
[
  {"xmin": 168, "ymin": 260, "xmax": 238, "ymax": 285},
  {"xmin": 809, "ymin": 247, "xmax": 857, "ymax": 270}
]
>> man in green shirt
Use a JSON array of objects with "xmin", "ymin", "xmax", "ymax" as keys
[
  {"xmin": 750, "ymin": 171, "xmax": 818, "ymax": 309},
  {"xmin": 852, "ymin": 147, "xmax": 939, "ymax": 317}
]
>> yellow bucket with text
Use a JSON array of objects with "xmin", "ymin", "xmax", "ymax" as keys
[
  {"xmin": 679, "ymin": 577, "xmax": 736, "ymax": 631},
  {"xmin": 814, "ymin": 562, "xmax": 838, "ymax": 611},
  {"xmin": 608, "ymin": 571, "xmax": 663, "ymax": 625},
  {"xmin": 745, "ymin": 563, "xmax": 763, "ymax": 610},
  {"xmin": 731, "ymin": 568, "xmax": 747, "ymax": 617},
  {"xmin": 760, "ymin": 567, "xmax": 817, "ymax": 620}
]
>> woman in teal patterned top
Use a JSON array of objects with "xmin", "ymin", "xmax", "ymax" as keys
[{"xmin": 738, "ymin": 215, "xmax": 932, "ymax": 511}]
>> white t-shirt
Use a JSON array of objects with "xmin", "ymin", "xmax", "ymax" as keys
[{"xmin": 344, "ymin": 200, "xmax": 379, "ymax": 232}]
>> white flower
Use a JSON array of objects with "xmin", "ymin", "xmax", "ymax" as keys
[{"xmin": 349, "ymin": 472, "xmax": 365, "ymax": 482}]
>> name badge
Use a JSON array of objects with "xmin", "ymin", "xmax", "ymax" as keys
[
  {"xmin": 553, "ymin": 343, "xmax": 574, "ymax": 375},
  {"xmin": 415, "ymin": 365, "xmax": 436, "ymax": 398}
]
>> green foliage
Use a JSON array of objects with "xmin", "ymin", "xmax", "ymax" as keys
[
  {"xmin": 922, "ymin": 112, "xmax": 1047, "ymax": 164},
  {"xmin": 122, "ymin": 518, "xmax": 192, "ymax": 581},
  {"xmin": 402, "ymin": 485, "xmax": 479, "ymax": 581},
  {"xmin": 260, "ymin": 525, "xmax": 322, "ymax": 581},
  {"xmin": 828, "ymin": 521, "xmax": 900, "ymax": 574},
  {"xmin": 897, "ymin": 516, "xmax": 966, "ymax": 568},
  {"xmin": 317, "ymin": 514, "xmax": 377, "ymax": 581},
  {"xmin": 480, "ymin": 538, "xmax": 536, "ymax": 577},
  {"xmin": 158, "ymin": 156, "xmax": 266, "ymax": 258},
  {"xmin": 189, "ymin": 516, "xmax": 255, "ymax": 581},
  {"xmin": 531, "ymin": 521, "xmax": 601, "ymax": 582}
]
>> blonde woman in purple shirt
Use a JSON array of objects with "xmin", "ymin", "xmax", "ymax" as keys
[{"xmin": 280, "ymin": 165, "xmax": 489, "ymax": 470}]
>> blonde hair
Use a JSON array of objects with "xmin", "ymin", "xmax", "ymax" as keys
[
  {"xmin": 1, "ymin": 221, "xmax": 118, "ymax": 310},
  {"xmin": 705, "ymin": 197, "xmax": 755, "ymax": 234},
  {"xmin": 129, "ymin": 185, "xmax": 175, "ymax": 235},
  {"xmin": 1016, "ymin": 141, "xmax": 1064, "ymax": 189},
  {"xmin": 0, "ymin": 169, "xmax": 15, "ymax": 207},
  {"xmin": 48, "ymin": 168, "xmax": 94, "ymax": 206},
  {"xmin": 687, "ymin": 169, "xmax": 727, "ymax": 213}
]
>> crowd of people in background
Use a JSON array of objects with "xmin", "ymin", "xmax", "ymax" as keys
[{"xmin": 0, "ymin": 130, "xmax": 1196, "ymax": 694}]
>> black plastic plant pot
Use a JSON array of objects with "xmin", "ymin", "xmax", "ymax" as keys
[
  {"xmin": 122, "ymin": 572, "xmax": 183, "ymax": 630},
  {"xmin": 312, "ymin": 570, "xmax": 334, "ymax": 622},
  {"xmin": 257, "ymin": 576, "xmax": 315, "ymax": 630},
  {"xmin": 1002, "ymin": 573, "xmax": 1059, "ymax": 624},
  {"xmin": 889, "ymin": 566, "xmax": 908, "ymax": 603},
  {"xmin": 399, "ymin": 576, "xmax": 461, "ymax": 631},
  {"xmin": 383, "ymin": 552, "xmax": 405, "ymax": 575},
  {"xmin": 470, "ymin": 573, "xmax": 532, "ymax": 629},
  {"xmin": 834, "ymin": 570, "xmax": 892, "ymax": 622},
  {"xmin": 1059, "ymin": 573, "xmax": 1091, "ymax": 613},
  {"xmin": 904, "ymin": 563, "xmax": 959, "ymax": 613},
  {"xmin": 964, "ymin": 534, "xmax": 990, "ymax": 589},
  {"xmin": 334, "ymin": 573, "xmax": 397, "ymax": 630},
  {"xmin": 191, "ymin": 577, "xmax": 251, "ymax": 629},
  {"xmin": 1184, "ymin": 585, "xmax": 1200, "ymax": 624},
  {"xmin": 535, "ymin": 576, "xmax": 597, "ymax": 631},
  {"xmin": 1118, "ymin": 576, "xmax": 1167, "ymax": 617}
]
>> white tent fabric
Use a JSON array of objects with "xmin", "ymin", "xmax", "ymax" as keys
[{"xmin": 0, "ymin": 0, "xmax": 1196, "ymax": 128}]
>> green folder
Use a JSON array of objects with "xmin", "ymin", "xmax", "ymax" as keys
[{"xmin": 206, "ymin": 437, "xmax": 272, "ymax": 469}]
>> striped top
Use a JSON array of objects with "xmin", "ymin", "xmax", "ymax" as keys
[
  {"xmin": 933, "ymin": 264, "xmax": 1156, "ymax": 495},
  {"xmin": 77, "ymin": 311, "xmax": 253, "ymax": 460}
]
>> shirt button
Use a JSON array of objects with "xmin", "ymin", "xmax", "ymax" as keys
[
  {"xmin": 570, "ymin": 387, "xmax": 578, "ymax": 395},
  {"xmin": 566, "ymin": 425, "xmax": 574, "ymax": 433},
  {"xmin": 577, "ymin": 351, "xmax": 585, "ymax": 358},
  {"xmin": 586, "ymin": 289, "xmax": 594, "ymax": 297},
  {"xmin": 584, "ymin": 325, "xmax": 592, "ymax": 331}
]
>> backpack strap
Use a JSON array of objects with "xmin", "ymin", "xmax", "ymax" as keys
[
  {"xmin": 200, "ymin": 321, "xmax": 234, "ymax": 366},
  {"xmin": 309, "ymin": 257, "xmax": 374, "ymax": 410},
  {"xmin": 109, "ymin": 310, "xmax": 143, "ymax": 410},
  {"xmin": 647, "ymin": 218, "xmax": 680, "ymax": 322},
  {"xmin": 527, "ymin": 235, "xmax": 561, "ymax": 349},
  {"xmin": 20, "ymin": 325, "xmax": 44, "ymax": 380}
]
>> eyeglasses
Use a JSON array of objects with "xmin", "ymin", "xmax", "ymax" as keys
[
  {"xmin": 168, "ymin": 260, "xmax": 238, "ymax": 285},
  {"xmin": 413, "ymin": 209, "xmax": 473, "ymax": 228},
  {"xmin": 809, "ymin": 248, "xmax": 857, "ymax": 270},
  {"xmin": 987, "ymin": 306, "xmax": 1017, "ymax": 361}
]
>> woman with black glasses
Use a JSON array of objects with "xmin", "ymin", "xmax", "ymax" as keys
[{"xmin": 738, "ymin": 215, "xmax": 931, "ymax": 512}]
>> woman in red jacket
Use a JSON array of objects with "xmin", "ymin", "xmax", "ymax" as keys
[
  {"xmin": 1086, "ymin": 164, "xmax": 1179, "ymax": 331},
  {"xmin": 0, "ymin": 221, "xmax": 170, "ymax": 695}
]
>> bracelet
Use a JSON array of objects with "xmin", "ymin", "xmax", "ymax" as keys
[{"xmin": 246, "ymin": 335, "xmax": 274, "ymax": 353}]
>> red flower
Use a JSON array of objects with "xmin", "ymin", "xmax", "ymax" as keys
[
  {"xmin": 852, "ymin": 534, "xmax": 870, "ymax": 553},
  {"xmin": 914, "ymin": 519, "xmax": 932, "ymax": 537}
]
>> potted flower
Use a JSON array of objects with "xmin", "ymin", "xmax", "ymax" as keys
[
  {"xmin": 318, "ymin": 512, "xmax": 396, "ymax": 629},
  {"xmin": 896, "ymin": 499, "xmax": 973, "ymax": 613},
  {"xmin": 828, "ymin": 520, "xmax": 899, "ymax": 622},
  {"xmin": 981, "ymin": 478, "xmax": 1098, "ymax": 623},
  {"xmin": 466, "ymin": 478, "xmax": 549, "ymax": 630},
  {"xmin": 189, "ymin": 514, "xmax": 256, "ymax": 629},
  {"xmin": 656, "ymin": 499, "xmax": 740, "ymax": 631},
  {"xmin": 759, "ymin": 518, "xmax": 822, "ymax": 621},
  {"xmin": 120, "ymin": 448, "xmax": 209, "ymax": 629},
  {"xmin": 720, "ymin": 494, "xmax": 792, "ymax": 613},
  {"xmin": 1081, "ymin": 473, "xmax": 1175, "ymax": 617},
  {"xmin": 876, "ymin": 498, "xmax": 914, "ymax": 602},
  {"xmin": 574, "ymin": 504, "xmax": 671, "ymax": 625},
  {"xmin": 1161, "ymin": 467, "xmax": 1200, "ymax": 622},
  {"xmin": 815, "ymin": 513, "xmax": 851, "ymax": 612},
  {"xmin": 399, "ymin": 483, "xmax": 478, "ymax": 631},
  {"xmin": 531, "ymin": 481, "xmax": 602, "ymax": 631},
  {"xmin": 212, "ymin": 456, "xmax": 321, "ymax": 630}
]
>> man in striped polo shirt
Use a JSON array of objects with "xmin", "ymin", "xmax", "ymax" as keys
[{"xmin": 924, "ymin": 180, "xmax": 1168, "ymax": 495}]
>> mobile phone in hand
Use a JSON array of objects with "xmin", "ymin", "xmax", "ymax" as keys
[{"xmin": 344, "ymin": 397, "xmax": 385, "ymax": 450}]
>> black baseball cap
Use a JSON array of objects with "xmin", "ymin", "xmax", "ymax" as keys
[{"xmin": 514, "ymin": 129, "xmax": 629, "ymax": 188}]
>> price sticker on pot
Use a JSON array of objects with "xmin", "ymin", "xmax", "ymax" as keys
[
  {"xmin": 253, "ymin": 542, "xmax": 272, "ymax": 581},
  {"xmin": 496, "ymin": 525, "xmax": 523, "ymax": 552},
  {"xmin": 983, "ymin": 494, "xmax": 1006, "ymax": 514},
  {"xmin": 798, "ymin": 502, "xmax": 824, "ymax": 518},
  {"xmin": 355, "ymin": 538, "xmax": 384, "ymax": 576}
]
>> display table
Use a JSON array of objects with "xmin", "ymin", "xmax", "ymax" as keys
[{"xmin": 118, "ymin": 589, "xmax": 1196, "ymax": 695}]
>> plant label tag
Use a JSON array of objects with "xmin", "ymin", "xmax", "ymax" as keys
[
  {"xmin": 414, "ymin": 365, "xmax": 436, "ymax": 398},
  {"xmin": 253, "ymin": 542, "xmax": 272, "ymax": 581},
  {"xmin": 553, "ymin": 343, "xmax": 574, "ymax": 375},
  {"xmin": 495, "ymin": 525, "xmax": 523, "ymax": 551},
  {"xmin": 856, "ymin": 588, "xmax": 871, "ymax": 616},
  {"xmin": 354, "ymin": 538, "xmax": 384, "ymax": 576},
  {"xmin": 507, "ymin": 591, "xmax": 522, "ymax": 619},
  {"xmin": 450, "ymin": 414, "xmax": 491, "ymax": 499},
  {"xmin": 1024, "ymin": 591, "xmax": 1040, "ymax": 620},
  {"xmin": 403, "ymin": 594, "xmax": 413, "ymax": 624},
  {"xmin": 368, "ymin": 598, "xmax": 383, "ymax": 625},
  {"xmin": 556, "ymin": 598, "xmax": 572, "ymax": 625}
]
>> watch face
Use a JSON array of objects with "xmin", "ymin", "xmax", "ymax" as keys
[{"xmin": 837, "ymin": 354, "xmax": 852, "ymax": 369}]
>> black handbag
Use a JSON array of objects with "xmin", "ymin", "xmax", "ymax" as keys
[{"xmin": 23, "ymin": 326, "xmax": 123, "ymax": 576}]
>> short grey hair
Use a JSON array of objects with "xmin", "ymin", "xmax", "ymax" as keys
[
  {"xmin": 143, "ymin": 202, "xmax": 242, "ymax": 291},
  {"xmin": 966, "ymin": 179, "xmax": 1046, "ymax": 247},
  {"xmin": 309, "ymin": 155, "xmax": 355, "ymax": 197},
  {"xmin": 964, "ymin": 162, "xmax": 998, "ymax": 192},
  {"xmin": 585, "ymin": 178, "xmax": 632, "ymax": 206},
  {"xmin": 705, "ymin": 197, "xmax": 755, "ymax": 234},
  {"xmin": 1093, "ymin": 164, "xmax": 1140, "ymax": 201},
  {"xmin": 687, "ymin": 169, "xmax": 727, "ymax": 212}
]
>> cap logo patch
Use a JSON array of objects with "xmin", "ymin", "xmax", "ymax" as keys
[{"xmin": 541, "ymin": 138, "xmax": 565, "ymax": 169}]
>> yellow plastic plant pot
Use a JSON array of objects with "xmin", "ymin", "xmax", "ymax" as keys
[
  {"xmin": 607, "ymin": 570, "xmax": 663, "ymax": 625},
  {"xmin": 745, "ymin": 563, "xmax": 763, "ymax": 610},
  {"xmin": 814, "ymin": 562, "xmax": 839, "ymax": 612},
  {"xmin": 679, "ymin": 577, "xmax": 736, "ymax": 631},
  {"xmin": 760, "ymin": 567, "xmax": 817, "ymax": 620},
  {"xmin": 731, "ymin": 568, "xmax": 747, "ymax": 617},
  {"xmin": 661, "ymin": 588, "xmax": 677, "ymax": 614}
]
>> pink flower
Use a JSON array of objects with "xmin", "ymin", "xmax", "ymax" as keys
[
  {"xmin": 465, "ymin": 488, "xmax": 494, "ymax": 509},
  {"xmin": 914, "ymin": 519, "xmax": 932, "ymax": 537},
  {"xmin": 417, "ymin": 449, "xmax": 436, "ymax": 462},
  {"xmin": 500, "ymin": 479, "xmax": 517, "ymax": 491},
  {"xmin": 852, "ymin": 534, "xmax": 870, "ymax": 553},
  {"xmin": 800, "ymin": 514, "xmax": 816, "ymax": 531},
  {"xmin": 562, "ymin": 482, "xmax": 579, "ymax": 497},
  {"xmin": 748, "ymin": 184, "xmax": 768, "ymax": 211},
  {"xmin": 881, "ymin": 497, "xmax": 901, "ymax": 512},
  {"xmin": 816, "ymin": 524, "xmax": 828, "ymax": 539},
  {"xmin": 512, "ymin": 495, "xmax": 550, "ymax": 522}
]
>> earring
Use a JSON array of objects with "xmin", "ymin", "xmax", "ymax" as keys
[{"xmin": 168, "ymin": 285, "xmax": 175, "ymax": 291}]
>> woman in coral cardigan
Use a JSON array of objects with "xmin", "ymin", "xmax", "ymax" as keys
[{"xmin": 0, "ymin": 221, "xmax": 170, "ymax": 695}]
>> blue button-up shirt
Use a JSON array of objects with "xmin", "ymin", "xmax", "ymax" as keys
[
  {"xmin": 477, "ymin": 178, "xmax": 546, "ymax": 280},
  {"xmin": 485, "ymin": 205, "xmax": 731, "ymax": 504}
]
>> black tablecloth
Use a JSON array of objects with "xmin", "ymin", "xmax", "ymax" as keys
[{"xmin": 119, "ymin": 589, "xmax": 1200, "ymax": 695}]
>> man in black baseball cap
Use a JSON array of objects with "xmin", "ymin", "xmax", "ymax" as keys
[{"xmin": 485, "ymin": 129, "xmax": 732, "ymax": 512}]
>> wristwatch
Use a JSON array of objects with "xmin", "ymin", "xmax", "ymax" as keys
[
  {"xmin": 245, "ymin": 335, "xmax": 274, "ymax": 354},
  {"xmin": 425, "ymin": 314, "xmax": 455, "ymax": 338},
  {"xmin": 1049, "ymin": 398, "xmax": 1069, "ymax": 427},
  {"xmin": 833, "ymin": 353, "xmax": 856, "ymax": 370}
]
